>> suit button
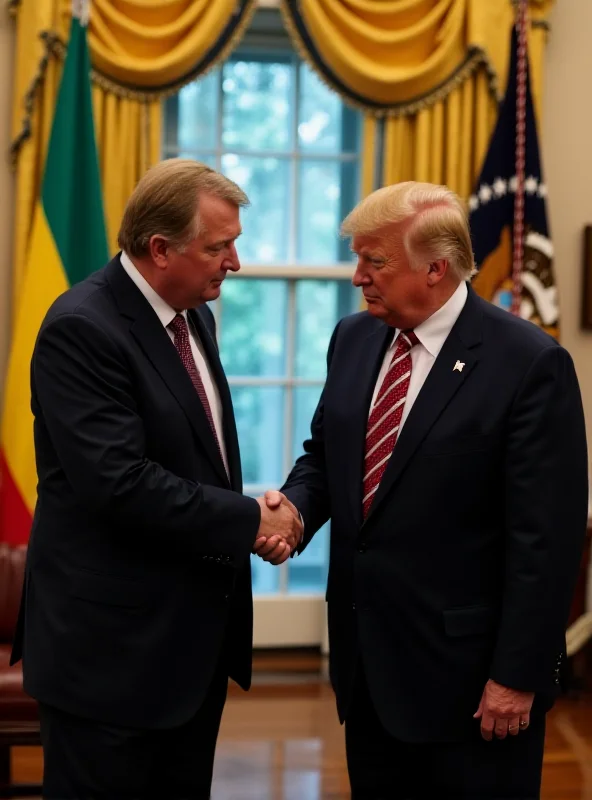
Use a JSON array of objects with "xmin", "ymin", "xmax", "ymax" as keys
[
  {"xmin": 352, "ymin": 603, "xmax": 356, "ymax": 611},
  {"xmin": 358, "ymin": 543, "xmax": 366, "ymax": 553}
]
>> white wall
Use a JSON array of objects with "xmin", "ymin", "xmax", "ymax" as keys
[
  {"xmin": 543, "ymin": 1, "xmax": 592, "ymax": 461},
  {"xmin": 542, "ymin": 0, "xmax": 592, "ymax": 608}
]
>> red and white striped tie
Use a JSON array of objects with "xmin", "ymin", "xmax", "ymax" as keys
[{"xmin": 362, "ymin": 330, "xmax": 418, "ymax": 519}]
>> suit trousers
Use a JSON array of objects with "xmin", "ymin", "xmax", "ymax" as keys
[
  {"xmin": 38, "ymin": 666, "xmax": 228, "ymax": 800},
  {"xmin": 345, "ymin": 663, "xmax": 546, "ymax": 800}
]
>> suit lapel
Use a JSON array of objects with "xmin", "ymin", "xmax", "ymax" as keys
[
  {"xmin": 346, "ymin": 323, "xmax": 394, "ymax": 529},
  {"xmin": 363, "ymin": 286, "xmax": 483, "ymax": 527},
  {"xmin": 106, "ymin": 257, "xmax": 230, "ymax": 487},
  {"xmin": 189, "ymin": 308, "xmax": 243, "ymax": 492}
]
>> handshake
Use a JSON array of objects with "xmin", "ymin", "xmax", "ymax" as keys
[{"xmin": 253, "ymin": 491, "xmax": 302, "ymax": 565}]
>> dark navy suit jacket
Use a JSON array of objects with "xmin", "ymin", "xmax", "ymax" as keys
[
  {"xmin": 283, "ymin": 285, "xmax": 588, "ymax": 742},
  {"xmin": 11, "ymin": 255, "xmax": 260, "ymax": 730}
]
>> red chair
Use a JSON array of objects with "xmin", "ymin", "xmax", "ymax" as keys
[{"xmin": 0, "ymin": 543, "xmax": 41, "ymax": 798}]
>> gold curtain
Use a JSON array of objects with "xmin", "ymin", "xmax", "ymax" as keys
[
  {"xmin": 382, "ymin": 64, "xmax": 498, "ymax": 195},
  {"xmin": 10, "ymin": 0, "xmax": 256, "ymax": 311},
  {"xmin": 91, "ymin": 89, "xmax": 161, "ymax": 258},
  {"xmin": 84, "ymin": 0, "xmax": 251, "ymax": 89},
  {"xmin": 282, "ymin": 0, "xmax": 554, "ymax": 197},
  {"xmin": 361, "ymin": 115, "xmax": 378, "ymax": 198},
  {"xmin": 380, "ymin": 1, "xmax": 553, "ymax": 192},
  {"xmin": 290, "ymin": 0, "xmax": 474, "ymax": 107},
  {"xmin": 287, "ymin": 0, "xmax": 552, "ymax": 118}
]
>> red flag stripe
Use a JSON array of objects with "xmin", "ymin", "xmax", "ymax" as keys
[{"xmin": 0, "ymin": 450, "xmax": 33, "ymax": 545}]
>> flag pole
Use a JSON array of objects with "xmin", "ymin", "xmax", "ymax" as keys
[{"xmin": 510, "ymin": 0, "xmax": 529, "ymax": 316}]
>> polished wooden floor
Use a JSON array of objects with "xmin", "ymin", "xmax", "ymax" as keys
[{"xmin": 10, "ymin": 650, "xmax": 592, "ymax": 799}]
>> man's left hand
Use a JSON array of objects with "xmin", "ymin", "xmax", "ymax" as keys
[{"xmin": 474, "ymin": 679, "xmax": 534, "ymax": 741}]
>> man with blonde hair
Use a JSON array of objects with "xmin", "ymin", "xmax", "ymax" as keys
[
  {"xmin": 260, "ymin": 181, "xmax": 588, "ymax": 797},
  {"xmin": 12, "ymin": 158, "xmax": 302, "ymax": 798}
]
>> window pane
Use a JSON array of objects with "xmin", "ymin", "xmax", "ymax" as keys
[
  {"xmin": 219, "ymin": 279, "xmax": 287, "ymax": 376},
  {"xmin": 222, "ymin": 154, "xmax": 290, "ymax": 263},
  {"xmin": 295, "ymin": 281, "xmax": 360, "ymax": 378},
  {"xmin": 230, "ymin": 386, "xmax": 284, "ymax": 486},
  {"xmin": 298, "ymin": 159, "xmax": 358, "ymax": 263},
  {"xmin": 292, "ymin": 385, "xmax": 323, "ymax": 462},
  {"xmin": 298, "ymin": 65, "xmax": 360, "ymax": 154},
  {"xmin": 250, "ymin": 553, "xmax": 280, "ymax": 595},
  {"xmin": 298, "ymin": 65, "xmax": 342, "ymax": 153},
  {"xmin": 288, "ymin": 522, "xmax": 329, "ymax": 594},
  {"xmin": 222, "ymin": 60, "xmax": 292, "ymax": 152},
  {"xmin": 175, "ymin": 70, "xmax": 218, "ymax": 152}
]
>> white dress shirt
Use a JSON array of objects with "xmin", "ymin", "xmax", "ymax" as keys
[
  {"xmin": 120, "ymin": 251, "xmax": 229, "ymax": 475},
  {"xmin": 370, "ymin": 281, "xmax": 468, "ymax": 431}
]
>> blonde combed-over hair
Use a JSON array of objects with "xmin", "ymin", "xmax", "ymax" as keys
[{"xmin": 341, "ymin": 181, "xmax": 476, "ymax": 281}]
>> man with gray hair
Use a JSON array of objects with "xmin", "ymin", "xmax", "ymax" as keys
[
  {"xmin": 260, "ymin": 181, "xmax": 588, "ymax": 797},
  {"xmin": 11, "ymin": 158, "xmax": 302, "ymax": 798}
]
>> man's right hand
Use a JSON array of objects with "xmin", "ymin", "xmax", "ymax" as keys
[{"xmin": 254, "ymin": 497, "xmax": 302, "ymax": 565}]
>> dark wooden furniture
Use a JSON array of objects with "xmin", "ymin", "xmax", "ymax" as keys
[{"xmin": 0, "ymin": 544, "xmax": 40, "ymax": 798}]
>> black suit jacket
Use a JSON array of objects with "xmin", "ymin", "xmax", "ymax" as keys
[
  {"xmin": 11, "ymin": 255, "xmax": 261, "ymax": 730},
  {"xmin": 282, "ymin": 286, "xmax": 589, "ymax": 743}
]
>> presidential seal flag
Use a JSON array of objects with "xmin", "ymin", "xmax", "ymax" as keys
[
  {"xmin": 0, "ymin": 0, "xmax": 108, "ymax": 545},
  {"xmin": 469, "ymin": 25, "xmax": 558, "ymax": 338}
]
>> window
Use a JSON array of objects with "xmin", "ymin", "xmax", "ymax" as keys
[{"xmin": 163, "ymin": 18, "xmax": 361, "ymax": 599}]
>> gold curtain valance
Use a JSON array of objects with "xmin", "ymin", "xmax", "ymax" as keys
[
  {"xmin": 19, "ymin": 0, "xmax": 259, "ymax": 99},
  {"xmin": 11, "ymin": 0, "xmax": 258, "ymax": 162},
  {"xmin": 78, "ymin": 0, "xmax": 258, "ymax": 92},
  {"xmin": 288, "ymin": 0, "xmax": 479, "ymax": 106},
  {"xmin": 280, "ymin": 0, "xmax": 554, "ymax": 119}
]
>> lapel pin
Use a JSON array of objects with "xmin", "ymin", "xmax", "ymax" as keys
[{"xmin": 453, "ymin": 360, "xmax": 465, "ymax": 372}]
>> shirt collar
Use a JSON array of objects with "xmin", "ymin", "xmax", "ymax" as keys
[
  {"xmin": 391, "ymin": 281, "xmax": 468, "ymax": 358},
  {"xmin": 120, "ymin": 251, "xmax": 186, "ymax": 329}
]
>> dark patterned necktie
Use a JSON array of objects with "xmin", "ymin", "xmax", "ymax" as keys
[
  {"xmin": 362, "ymin": 330, "xmax": 419, "ymax": 519},
  {"xmin": 168, "ymin": 314, "xmax": 226, "ymax": 472}
]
